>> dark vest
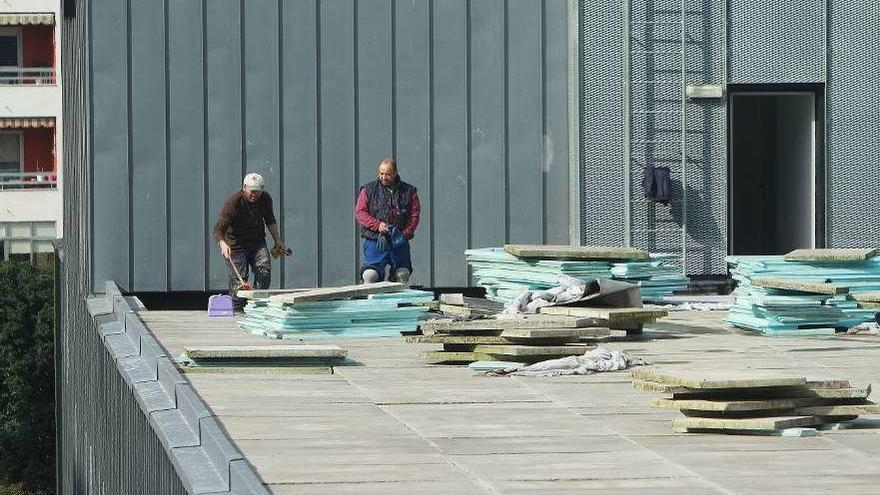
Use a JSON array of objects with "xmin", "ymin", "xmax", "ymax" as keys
[{"xmin": 360, "ymin": 179, "xmax": 416, "ymax": 239}]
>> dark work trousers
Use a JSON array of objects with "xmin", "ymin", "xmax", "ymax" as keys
[{"xmin": 227, "ymin": 241, "xmax": 271, "ymax": 308}]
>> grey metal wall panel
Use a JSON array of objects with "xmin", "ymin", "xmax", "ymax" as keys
[
  {"xmin": 86, "ymin": 0, "xmax": 570, "ymax": 290},
  {"xmin": 129, "ymin": 0, "xmax": 168, "ymax": 291},
  {"xmin": 469, "ymin": 0, "xmax": 507, "ymax": 249},
  {"xmin": 168, "ymin": 0, "xmax": 206, "ymax": 290},
  {"xmin": 544, "ymin": 0, "xmax": 571, "ymax": 245},
  {"xmin": 319, "ymin": 0, "xmax": 357, "ymax": 286},
  {"xmin": 244, "ymin": 0, "xmax": 282, "ymax": 288},
  {"xmin": 395, "ymin": 0, "xmax": 432, "ymax": 285},
  {"xmin": 432, "ymin": 0, "xmax": 469, "ymax": 286},
  {"xmin": 579, "ymin": 0, "xmax": 625, "ymax": 246},
  {"xmin": 355, "ymin": 0, "xmax": 394, "ymax": 283},
  {"xmin": 90, "ymin": 0, "xmax": 130, "ymax": 289},
  {"xmin": 206, "ymin": 0, "xmax": 245, "ymax": 290},
  {"xmin": 507, "ymin": 0, "xmax": 544, "ymax": 244},
  {"xmin": 827, "ymin": 1, "xmax": 880, "ymax": 247},
  {"xmin": 282, "ymin": 0, "xmax": 320, "ymax": 288},
  {"xmin": 729, "ymin": 0, "xmax": 825, "ymax": 84}
]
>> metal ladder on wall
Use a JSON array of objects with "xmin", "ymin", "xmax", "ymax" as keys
[{"xmin": 623, "ymin": 0, "xmax": 688, "ymax": 275}]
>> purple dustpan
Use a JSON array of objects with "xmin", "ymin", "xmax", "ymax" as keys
[{"xmin": 208, "ymin": 295, "xmax": 235, "ymax": 317}]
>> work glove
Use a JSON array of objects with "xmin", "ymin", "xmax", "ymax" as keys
[
  {"xmin": 376, "ymin": 234, "xmax": 390, "ymax": 252},
  {"xmin": 271, "ymin": 244, "xmax": 293, "ymax": 259}
]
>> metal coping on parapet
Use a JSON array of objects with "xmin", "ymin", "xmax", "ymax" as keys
[{"xmin": 85, "ymin": 282, "xmax": 269, "ymax": 495}]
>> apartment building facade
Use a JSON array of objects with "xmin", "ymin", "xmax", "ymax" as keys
[{"xmin": 0, "ymin": 0, "xmax": 61, "ymax": 267}]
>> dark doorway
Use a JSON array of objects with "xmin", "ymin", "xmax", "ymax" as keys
[{"xmin": 729, "ymin": 91, "xmax": 821, "ymax": 255}]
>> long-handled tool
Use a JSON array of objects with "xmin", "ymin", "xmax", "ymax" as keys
[{"xmin": 226, "ymin": 257, "xmax": 252, "ymax": 291}]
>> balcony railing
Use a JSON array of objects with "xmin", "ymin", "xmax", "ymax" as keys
[
  {"xmin": 0, "ymin": 172, "xmax": 57, "ymax": 190},
  {"xmin": 0, "ymin": 67, "xmax": 56, "ymax": 85}
]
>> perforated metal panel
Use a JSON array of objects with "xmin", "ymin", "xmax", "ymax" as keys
[
  {"xmin": 580, "ymin": 0, "xmax": 728, "ymax": 274},
  {"xmin": 826, "ymin": 1, "xmax": 880, "ymax": 247},
  {"xmin": 729, "ymin": 0, "xmax": 826, "ymax": 84},
  {"xmin": 579, "ymin": 0, "xmax": 626, "ymax": 247}
]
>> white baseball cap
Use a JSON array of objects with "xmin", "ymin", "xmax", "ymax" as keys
[{"xmin": 243, "ymin": 172, "xmax": 265, "ymax": 191}]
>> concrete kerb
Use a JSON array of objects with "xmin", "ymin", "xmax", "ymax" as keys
[{"xmin": 87, "ymin": 280, "xmax": 270, "ymax": 495}]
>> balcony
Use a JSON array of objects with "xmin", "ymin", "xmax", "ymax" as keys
[
  {"xmin": 0, "ymin": 18, "xmax": 56, "ymax": 86},
  {"xmin": 0, "ymin": 66, "xmax": 55, "ymax": 85},
  {"xmin": 0, "ymin": 171, "xmax": 56, "ymax": 190},
  {"xmin": 0, "ymin": 122, "xmax": 56, "ymax": 190}
]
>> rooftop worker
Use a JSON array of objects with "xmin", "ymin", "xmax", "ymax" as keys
[
  {"xmin": 355, "ymin": 157, "xmax": 421, "ymax": 284},
  {"xmin": 214, "ymin": 172, "xmax": 287, "ymax": 308}
]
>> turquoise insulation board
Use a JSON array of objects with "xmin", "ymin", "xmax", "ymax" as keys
[
  {"xmin": 465, "ymin": 248, "xmax": 686, "ymax": 303},
  {"xmin": 726, "ymin": 256, "xmax": 879, "ymax": 335},
  {"xmin": 238, "ymin": 289, "xmax": 433, "ymax": 339}
]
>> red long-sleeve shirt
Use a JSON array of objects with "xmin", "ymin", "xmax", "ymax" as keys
[{"xmin": 354, "ymin": 187, "xmax": 421, "ymax": 239}]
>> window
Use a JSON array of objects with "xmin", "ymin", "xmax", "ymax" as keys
[
  {"xmin": 0, "ymin": 221, "xmax": 56, "ymax": 265},
  {"xmin": 0, "ymin": 28, "xmax": 20, "ymax": 66},
  {"xmin": 0, "ymin": 132, "xmax": 22, "ymax": 173}
]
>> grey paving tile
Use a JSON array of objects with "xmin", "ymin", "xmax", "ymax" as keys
[{"xmin": 268, "ymin": 480, "xmax": 492, "ymax": 495}]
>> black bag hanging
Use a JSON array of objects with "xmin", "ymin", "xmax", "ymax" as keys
[
  {"xmin": 641, "ymin": 165, "xmax": 671, "ymax": 206},
  {"xmin": 653, "ymin": 166, "xmax": 671, "ymax": 205}
]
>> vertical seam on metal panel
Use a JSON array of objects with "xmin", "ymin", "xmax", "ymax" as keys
[
  {"xmin": 353, "ymin": 2, "xmax": 360, "ymax": 283},
  {"xmin": 428, "ymin": 0, "xmax": 435, "ymax": 285},
  {"xmin": 503, "ymin": 0, "xmax": 509, "ymax": 243},
  {"xmin": 240, "ymin": 0, "xmax": 246, "ymax": 178},
  {"xmin": 88, "ymin": 0, "xmax": 95, "ymax": 289},
  {"xmin": 315, "ymin": 0, "xmax": 323, "ymax": 285},
  {"xmin": 541, "ymin": 0, "xmax": 547, "ymax": 244},
  {"xmin": 202, "ymin": 0, "xmax": 209, "ymax": 290},
  {"xmin": 466, "ymin": 0, "xmax": 472, "ymax": 254},
  {"xmin": 126, "ymin": 0, "xmax": 133, "ymax": 288},
  {"xmin": 278, "ymin": 0, "xmax": 285, "ymax": 287},
  {"xmin": 391, "ymin": 0, "xmax": 397, "ymax": 157},
  {"xmin": 164, "ymin": 0, "xmax": 171, "ymax": 291}
]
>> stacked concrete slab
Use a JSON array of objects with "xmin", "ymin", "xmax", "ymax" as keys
[{"xmin": 634, "ymin": 368, "xmax": 878, "ymax": 435}]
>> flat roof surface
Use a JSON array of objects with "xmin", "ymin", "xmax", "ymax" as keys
[{"xmin": 142, "ymin": 310, "xmax": 880, "ymax": 495}]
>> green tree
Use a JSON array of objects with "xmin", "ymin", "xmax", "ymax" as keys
[{"xmin": 0, "ymin": 261, "xmax": 55, "ymax": 494}]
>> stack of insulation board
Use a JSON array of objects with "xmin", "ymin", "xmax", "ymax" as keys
[
  {"xmin": 727, "ymin": 249, "xmax": 880, "ymax": 335},
  {"xmin": 610, "ymin": 254, "xmax": 689, "ymax": 301},
  {"xmin": 465, "ymin": 247, "xmax": 613, "ymax": 302},
  {"xmin": 465, "ymin": 245, "xmax": 685, "ymax": 303},
  {"xmin": 239, "ymin": 287, "xmax": 433, "ymax": 339},
  {"xmin": 633, "ymin": 368, "xmax": 878, "ymax": 435}
]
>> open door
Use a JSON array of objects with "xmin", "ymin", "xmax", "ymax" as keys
[{"xmin": 729, "ymin": 91, "xmax": 820, "ymax": 255}]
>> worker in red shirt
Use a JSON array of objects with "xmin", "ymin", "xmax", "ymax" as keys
[{"xmin": 354, "ymin": 157, "xmax": 421, "ymax": 284}]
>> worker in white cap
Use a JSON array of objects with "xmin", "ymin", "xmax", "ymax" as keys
[{"xmin": 213, "ymin": 172, "xmax": 287, "ymax": 308}]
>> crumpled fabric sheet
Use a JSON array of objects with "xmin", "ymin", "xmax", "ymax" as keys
[
  {"xmin": 489, "ymin": 346, "xmax": 646, "ymax": 377},
  {"xmin": 503, "ymin": 274, "xmax": 588, "ymax": 315},
  {"xmin": 847, "ymin": 321, "xmax": 880, "ymax": 335},
  {"xmin": 646, "ymin": 302, "xmax": 731, "ymax": 312}
]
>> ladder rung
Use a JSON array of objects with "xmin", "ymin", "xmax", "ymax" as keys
[
  {"xmin": 632, "ymin": 51, "xmax": 683, "ymax": 55},
  {"xmin": 631, "ymin": 21, "xmax": 682, "ymax": 25},
  {"xmin": 631, "ymin": 228, "xmax": 685, "ymax": 233},
  {"xmin": 632, "ymin": 110, "xmax": 684, "ymax": 114}
]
